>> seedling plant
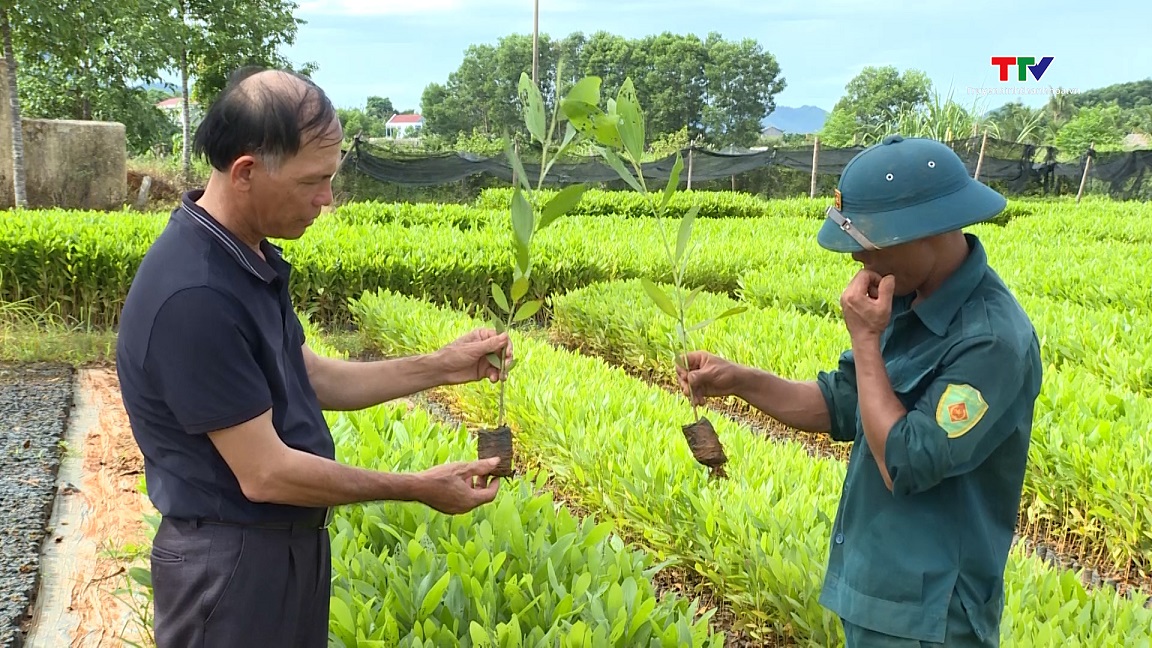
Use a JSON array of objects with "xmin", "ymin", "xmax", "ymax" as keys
[
  {"xmin": 477, "ymin": 71, "xmax": 590, "ymax": 476},
  {"xmin": 559, "ymin": 76, "xmax": 746, "ymax": 479}
]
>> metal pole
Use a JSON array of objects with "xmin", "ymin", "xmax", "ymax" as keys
[{"xmin": 532, "ymin": 0, "xmax": 539, "ymax": 86}]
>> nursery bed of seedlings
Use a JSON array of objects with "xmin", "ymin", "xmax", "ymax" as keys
[
  {"xmin": 298, "ymin": 322, "xmax": 726, "ymax": 647},
  {"xmin": 322, "ymin": 403, "xmax": 723, "ymax": 647},
  {"xmin": 348, "ymin": 288, "xmax": 1152, "ymax": 647},
  {"xmin": 0, "ymin": 209, "xmax": 808, "ymax": 329},
  {"xmin": 2, "ymin": 198, "xmax": 1147, "ymax": 330},
  {"xmin": 4, "ymin": 180, "xmax": 1152, "ymax": 646},
  {"xmin": 0, "ymin": 363, "xmax": 73, "ymax": 648}
]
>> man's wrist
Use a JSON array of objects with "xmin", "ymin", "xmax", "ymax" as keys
[
  {"xmin": 401, "ymin": 351, "xmax": 447, "ymax": 388},
  {"xmin": 379, "ymin": 470, "xmax": 425, "ymax": 503},
  {"xmin": 851, "ymin": 332, "xmax": 883, "ymax": 355},
  {"xmin": 731, "ymin": 363, "xmax": 763, "ymax": 401}
]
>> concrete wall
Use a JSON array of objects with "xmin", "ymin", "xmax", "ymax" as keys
[{"xmin": 0, "ymin": 60, "xmax": 127, "ymax": 210}]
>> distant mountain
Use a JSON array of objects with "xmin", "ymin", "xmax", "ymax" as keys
[{"xmin": 762, "ymin": 105, "xmax": 829, "ymax": 134}]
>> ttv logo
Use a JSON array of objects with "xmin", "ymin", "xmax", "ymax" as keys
[{"xmin": 991, "ymin": 56, "xmax": 1054, "ymax": 82}]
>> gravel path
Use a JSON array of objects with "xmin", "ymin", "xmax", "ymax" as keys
[{"xmin": 0, "ymin": 363, "xmax": 74, "ymax": 648}]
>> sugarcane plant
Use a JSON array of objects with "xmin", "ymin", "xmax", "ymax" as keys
[
  {"xmin": 559, "ymin": 76, "xmax": 746, "ymax": 479},
  {"xmin": 477, "ymin": 70, "xmax": 590, "ymax": 477}
]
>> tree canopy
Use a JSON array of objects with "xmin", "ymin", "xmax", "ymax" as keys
[
  {"xmin": 5, "ymin": 0, "xmax": 312, "ymax": 155},
  {"xmin": 420, "ymin": 31, "xmax": 785, "ymax": 149}
]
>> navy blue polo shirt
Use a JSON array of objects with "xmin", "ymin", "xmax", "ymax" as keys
[{"xmin": 116, "ymin": 190, "xmax": 334, "ymax": 525}]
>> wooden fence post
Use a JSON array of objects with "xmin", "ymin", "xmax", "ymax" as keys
[
  {"xmin": 1077, "ymin": 142, "xmax": 1094, "ymax": 203},
  {"xmin": 810, "ymin": 136, "xmax": 820, "ymax": 198},
  {"xmin": 974, "ymin": 130, "xmax": 988, "ymax": 181},
  {"xmin": 687, "ymin": 147, "xmax": 693, "ymax": 190}
]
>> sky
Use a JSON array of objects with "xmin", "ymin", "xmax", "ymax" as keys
[{"xmin": 283, "ymin": 0, "xmax": 1151, "ymax": 116}]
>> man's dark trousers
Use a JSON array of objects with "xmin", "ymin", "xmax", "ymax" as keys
[{"xmin": 150, "ymin": 516, "xmax": 331, "ymax": 647}]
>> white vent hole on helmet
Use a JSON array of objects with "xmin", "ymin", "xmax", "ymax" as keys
[
  {"xmin": 928, "ymin": 160, "xmax": 936, "ymax": 168},
  {"xmin": 886, "ymin": 173, "xmax": 894, "ymax": 181}
]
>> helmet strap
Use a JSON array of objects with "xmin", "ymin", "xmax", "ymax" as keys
[{"xmin": 825, "ymin": 205, "xmax": 880, "ymax": 251}]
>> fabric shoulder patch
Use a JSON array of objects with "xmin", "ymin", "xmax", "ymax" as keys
[{"xmin": 935, "ymin": 383, "xmax": 988, "ymax": 438}]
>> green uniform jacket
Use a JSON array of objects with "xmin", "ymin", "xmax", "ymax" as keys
[{"xmin": 816, "ymin": 234, "xmax": 1043, "ymax": 644}]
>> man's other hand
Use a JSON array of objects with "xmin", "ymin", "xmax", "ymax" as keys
[{"xmin": 413, "ymin": 458, "xmax": 503, "ymax": 514}]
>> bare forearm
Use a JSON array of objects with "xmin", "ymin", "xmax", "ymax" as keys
[
  {"xmin": 851, "ymin": 335, "xmax": 904, "ymax": 490},
  {"xmin": 308, "ymin": 353, "xmax": 443, "ymax": 411},
  {"xmin": 733, "ymin": 365, "xmax": 832, "ymax": 433},
  {"xmin": 248, "ymin": 446, "xmax": 424, "ymax": 507}
]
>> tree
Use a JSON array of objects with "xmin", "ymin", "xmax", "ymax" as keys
[
  {"xmin": 828, "ymin": 66, "xmax": 932, "ymax": 136},
  {"xmin": 161, "ymin": 0, "xmax": 312, "ymax": 184},
  {"xmin": 1071, "ymin": 79, "xmax": 1152, "ymax": 111},
  {"xmin": 700, "ymin": 33, "xmax": 784, "ymax": 146},
  {"xmin": 336, "ymin": 108, "xmax": 385, "ymax": 141},
  {"xmin": 365, "ymin": 96, "xmax": 394, "ymax": 120},
  {"xmin": 1055, "ymin": 104, "xmax": 1125, "ymax": 156},
  {"xmin": 0, "ymin": 7, "xmax": 26, "ymax": 208},
  {"xmin": 11, "ymin": 0, "xmax": 175, "ymax": 155},
  {"xmin": 818, "ymin": 106, "xmax": 862, "ymax": 147},
  {"xmin": 630, "ymin": 33, "xmax": 708, "ymax": 141},
  {"xmin": 421, "ymin": 31, "xmax": 785, "ymax": 147}
]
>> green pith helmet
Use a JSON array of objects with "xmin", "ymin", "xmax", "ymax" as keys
[{"xmin": 818, "ymin": 134, "xmax": 1008, "ymax": 253}]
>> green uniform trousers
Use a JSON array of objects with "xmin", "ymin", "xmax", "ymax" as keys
[{"xmin": 841, "ymin": 591, "xmax": 997, "ymax": 647}]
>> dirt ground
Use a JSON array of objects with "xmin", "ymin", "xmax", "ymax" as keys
[{"xmin": 63, "ymin": 367, "xmax": 155, "ymax": 647}]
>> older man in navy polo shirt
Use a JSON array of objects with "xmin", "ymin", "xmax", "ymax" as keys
[{"xmin": 116, "ymin": 67, "xmax": 509, "ymax": 647}]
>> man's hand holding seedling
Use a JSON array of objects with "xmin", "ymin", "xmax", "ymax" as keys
[{"xmin": 434, "ymin": 328, "xmax": 514, "ymax": 385}]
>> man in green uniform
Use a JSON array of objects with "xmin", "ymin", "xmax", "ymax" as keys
[{"xmin": 676, "ymin": 134, "xmax": 1042, "ymax": 646}]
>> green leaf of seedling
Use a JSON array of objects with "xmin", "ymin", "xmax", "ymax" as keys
[
  {"xmin": 560, "ymin": 100, "xmax": 601, "ymax": 137},
  {"xmin": 592, "ymin": 111, "xmax": 623, "ymax": 149},
  {"xmin": 491, "ymin": 283, "xmax": 510, "ymax": 314},
  {"xmin": 330, "ymin": 596, "xmax": 355, "ymax": 634},
  {"xmin": 599, "ymin": 148, "xmax": 644, "ymax": 193},
  {"xmin": 486, "ymin": 352, "xmax": 502, "ymax": 370},
  {"xmin": 518, "ymin": 72, "xmax": 546, "ymax": 144},
  {"xmin": 511, "ymin": 188, "xmax": 534, "ymax": 274},
  {"xmin": 662, "ymin": 152, "xmax": 684, "ymax": 209},
  {"xmin": 615, "ymin": 78, "xmax": 645, "ymax": 163},
  {"xmin": 559, "ymin": 122, "xmax": 578, "ymax": 152},
  {"xmin": 485, "ymin": 306, "xmax": 506, "ymax": 334},
  {"xmin": 511, "ymin": 275, "xmax": 530, "ymax": 302},
  {"xmin": 639, "ymin": 277, "xmax": 678, "ymax": 318},
  {"xmin": 675, "ymin": 205, "xmax": 699, "ymax": 264},
  {"xmin": 713, "ymin": 305, "xmax": 747, "ymax": 321},
  {"xmin": 688, "ymin": 306, "xmax": 747, "ymax": 332},
  {"xmin": 511, "ymin": 188, "xmax": 534, "ymax": 247},
  {"xmin": 539, "ymin": 184, "xmax": 587, "ymax": 230},
  {"xmin": 470, "ymin": 622, "xmax": 492, "ymax": 646},
  {"xmin": 128, "ymin": 567, "xmax": 151, "ymax": 588},
  {"xmin": 419, "ymin": 571, "xmax": 452, "ymax": 618},
  {"xmin": 684, "ymin": 286, "xmax": 703, "ymax": 310},
  {"xmin": 513, "ymin": 300, "xmax": 542, "ymax": 322},
  {"xmin": 515, "ymin": 242, "xmax": 531, "ymax": 277},
  {"xmin": 503, "ymin": 134, "xmax": 531, "ymax": 191},
  {"xmin": 563, "ymin": 76, "xmax": 601, "ymax": 109}
]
